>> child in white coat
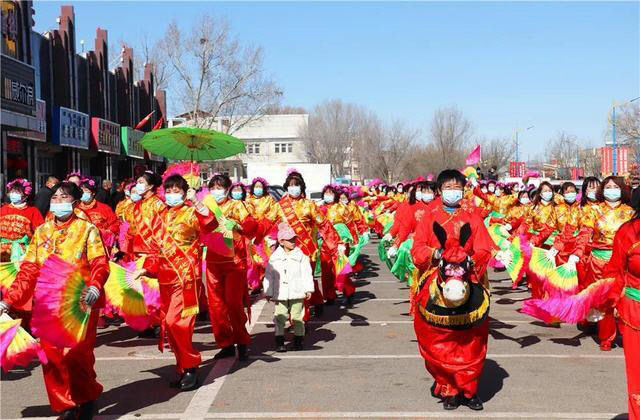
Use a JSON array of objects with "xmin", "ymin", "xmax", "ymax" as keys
[{"xmin": 264, "ymin": 223, "xmax": 315, "ymax": 351}]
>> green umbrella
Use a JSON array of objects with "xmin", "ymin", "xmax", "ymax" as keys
[{"xmin": 140, "ymin": 127, "xmax": 245, "ymax": 161}]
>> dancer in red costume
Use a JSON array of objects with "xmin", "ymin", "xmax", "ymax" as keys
[
  {"xmin": 0, "ymin": 179, "xmax": 44, "ymax": 330},
  {"xmin": 204, "ymin": 175, "xmax": 258, "ymax": 361},
  {"xmin": 139, "ymin": 175, "xmax": 218, "ymax": 390},
  {"xmin": 411, "ymin": 169, "xmax": 494, "ymax": 411},
  {"xmin": 77, "ymin": 178, "xmax": 120, "ymax": 257},
  {"xmin": 0, "ymin": 182, "xmax": 109, "ymax": 419}
]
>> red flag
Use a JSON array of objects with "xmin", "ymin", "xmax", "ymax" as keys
[
  {"xmin": 135, "ymin": 111, "xmax": 155, "ymax": 130},
  {"xmin": 152, "ymin": 117, "xmax": 164, "ymax": 131},
  {"xmin": 465, "ymin": 145, "xmax": 481, "ymax": 166}
]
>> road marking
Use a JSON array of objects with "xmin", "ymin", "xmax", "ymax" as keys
[
  {"xmin": 254, "ymin": 319, "xmax": 536, "ymax": 325},
  {"xmin": 182, "ymin": 299, "xmax": 267, "ymax": 419},
  {"xmin": 246, "ymin": 353, "xmax": 623, "ymax": 360},
  {"xmin": 202, "ymin": 411, "xmax": 622, "ymax": 419}
]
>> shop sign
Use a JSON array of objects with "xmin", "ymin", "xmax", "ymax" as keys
[
  {"xmin": 1, "ymin": 54, "xmax": 36, "ymax": 116},
  {"xmin": 91, "ymin": 117, "xmax": 120, "ymax": 154},
  {"xmin": 6, "ymin": 99, "xmax": 46, "ymax": 141},
  {"xmin": 52, "ymin": 106, "xmax": 89, "ymax": 149},
  {"xmin": 121, "ymin": 126, "xmax": 144, "ymax": 159}
]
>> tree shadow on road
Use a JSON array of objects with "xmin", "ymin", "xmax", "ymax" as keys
[
  {"xmin": 488, "ymin": 317, "xmax": 541, "ymax": 348},
  {"xmin": 477, "ymin": 359, "xmax": 509, "ymax": 403}
]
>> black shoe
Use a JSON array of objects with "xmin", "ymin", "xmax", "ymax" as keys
[
  {"xmin": 169, "ymin": 374, "xmax": 183, "ymax": 388},
  {"xmin": 138, "ymin": 327, "xmax": 158, "ymax": 339},
  {"xmin": 77, "ymin": 400, "xmax": 95, "ymax": 420},
  {"xmin": 325, "ymin": 299, "xmax": 335, "ymax": 306},
  {"xmin": 463, "ymin": 394, "xmax": 483, "ymax": 411},
  {"xmin": 237, "ymin": 344, "xmax": 249, "ymax": 361},
  {"xmin": 443, "ymin": 395, "xmax": 460, "ymax": 410},
  {"xmin": 345, "ymin": 295, "xmax": 354, "ymax": 306},
  {"xmin": 213, "ymin": 345, "xmax": 236, "ymax": 359},
  {"xmin": 314, "ymin": 304, "xmax": 324, "ymax": 317},
  {"xmin": 57, "ymin": 408, "xmax": 78, "ymax": 420},
  {"xmin": 275, "ymin": 336, "xmax": 287, "ymax": 352},
  {"xmin": 179, "ymin": 369, "xmax": 199, "ymax": 391},
  {"xmin": 292, "ymin": 335, "xmax": 304, "ymax": 351}
]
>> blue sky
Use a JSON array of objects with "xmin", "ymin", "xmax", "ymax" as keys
[{"xmin": 34, "ymin": 1, "xmax": 639, "ymax": 159}]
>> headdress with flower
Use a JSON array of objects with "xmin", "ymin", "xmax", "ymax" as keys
[{"xmin": 6, "ymin": 179, "xmax": 32, "ymax": 195}]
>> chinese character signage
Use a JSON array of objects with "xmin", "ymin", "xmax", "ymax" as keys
[
  {"xmin": 1, "ymin": 1, "xmax": 18, "ymax": 58},
  {"xmin": 91, "ymin": 117, "xmax": 120, "ymax": 154},
  {"xmin": 6, "ymin": 99, "xmax": 46, "ymax": 141},
  {"xmin": 52, "ymin": 106, "xmax": 89, "ymax": 149},
  {"xmin": 1, "ymin": 54, "xmax": 36, "ymax": 116},
  {"xmin": 121, "ymin": 126, "xmax": 145, "ymax": 159},
  {"xmin": 509, "ymin": 162, "xmax": 527, "ymax": 178}
]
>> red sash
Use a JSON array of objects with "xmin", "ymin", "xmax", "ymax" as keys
[{"xmin": 280, "ymin": 196, "xmax": 318, "ymax": 261}]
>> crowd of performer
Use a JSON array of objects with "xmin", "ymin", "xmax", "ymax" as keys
[{"xmin": 0, "ymin": 167, "xmax": 638, "ymax": 419}]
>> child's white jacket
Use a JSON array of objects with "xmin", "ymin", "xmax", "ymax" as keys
[{"xmin": 264, "ymin": 246, "xmax": 315, "ymax": 301}]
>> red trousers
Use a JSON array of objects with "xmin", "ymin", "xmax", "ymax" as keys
[
  {"xmin": 159, "ymin": 281, "xmax": 201, "ymax": 374},
  {"xmin": 205, "ymin": 261, "xmax": 250, "ymax": 348},
  {"xmin": 621, "ymin": 322, "xmax": 640, "ymax": 420},
  {"xmin": 598, "ymin": 310, "xmax": 617, "ymax": 347},
  {"xmin": 41, "ymin": 310, "xmax": 102, "ymax": 413},
  {"xmin": 414, "ymin": 315, "xmax": 489, "ymax": 398},
  {"xmin": 321, "ymin": 260, "xmax": 338, "ymax": 301}
]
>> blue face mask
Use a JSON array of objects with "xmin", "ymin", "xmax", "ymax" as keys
[
  {"xmin": 135, "ymin": 183, "xmax": 148, "ymax": 195},
  {"xmin": 422, "ymin": 192, "xmax": 435, "ymax": 203},
  {"xmin": 211, "ymin": 189, "xmax": 226, "ymax": 203},
  {"xmin": 50, "ymin": 202, "xmax": 74, "ymax": 218},
  {"xmin": 323, "ymin": 194, "xmax": 334, "ymax": 204},
  {"xmin": 8, "ymin": 192, "xmax": 22, "ymax": 205},
  {"xmin": 81, "ymin": 192, "xmax": 92, "ymax": 203},
  {"xmin": 604, "ymin": 188, "xmax": 621, "ymax": 202},
  {"xmin": 563, "ymin": 192, "xmax": 577, "ymax": 204},
  {"xmin": 288, "ymin": 186, "xmax": 301, "ymax": 198},
  {"xmin": 131, "ymin": 192, "xmax": 142, "ymax": 203},
  {"xmin": 442, "ymin": 189, "xmax": 463, "ymax": 207},
  {"xmin": 165, "ymin": 193, "xmax": 184, "ymax": 207},
  {"xmin": 231, "ymin": 191, "xmax": 243, "ymax": 200},
  {"xmin": 541, "ymin": 191, "xmax": 553, "ymax": 202},
  {"xmin": 253, "ymin": 188, "xmax": 264, "ymax": 197},
  {"xmin": 587, "ymin": 191, "xmax": 597, "ymax": 201},
  {"xmin": 415, "ymin": 191, "xmax": 423, "ymax": 202}
]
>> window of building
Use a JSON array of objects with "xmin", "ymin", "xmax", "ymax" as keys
[
  {"xmin": 275, "ymin": 143, "xmax": 293, "ymax": 153},
  {"xmin": 247, "ymin": 144, "xmax": 261, "ymax": 154},
  {"xmin": 287, "ymin": 143, "xmax": 293, "ymax": 153}
]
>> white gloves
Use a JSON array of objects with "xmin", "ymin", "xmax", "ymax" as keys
[
  {"xmin": 382, "ymin": 233, "xmax": 392, "ymax": 242},
  {"xmin": 495, "ymin": 250, "xmax": 510, "ymax": 264},
  {"xmin": 504, "ymin": 224, "xmax": 512, "ymax": 231},
  {"xmin": 186, "ymin": 188, "xmax": 197, "ymax": 202},
  {"xmin": 387, "ymin": 246, "xmax": 398, "ymax": 258},
  {"xmin": 470, "ymin": 177, "xmax": 479, "ymax": 187},
  {"xmin": 84, "ymin": 286, "xmax": 101, "ymax": 306},
  {"xmin": 587, "ymin": 308, "xmax": 604, "ymax": 323},
  {"xmin": 362, "ymin": 232, "xmax": 370, "ymax": 241},
  {"xmin": 568, "ymin": 255, "xmax": 580, "ymax": 265},
  {"xmin": 546, "ymin": 248, "xmax": 559, "ymax": 260},
  {"xmin": 0, "ymin": 301, "xmax": 9, "ymax": 316},
  {"xmin": 265, "ymin": 237, "xmax": 277, "ymax": 247},
  {"xmin": 338, "ymin": 244, "xmax": 347, "ymax": 255}
]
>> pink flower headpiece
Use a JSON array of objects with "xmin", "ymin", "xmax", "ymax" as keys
[
  {"xmin": 66, "ymin": 171, "xmax": 83, "ymax": 180},
  {"xmin": 81, "ymin": 178, "xmax": 96, "ymax": 188},
  {"xmin": 6, "ymin": 178, "xmax": 32, "ymax": 195},
  {"xmin": 251, "ymin": 177, "xmax": 269, "ymax": 187},
  {"xmin": 287, "ymin": 168, "xmax": 299, "ymax": 176}
]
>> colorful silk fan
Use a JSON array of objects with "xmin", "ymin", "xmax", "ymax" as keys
[
  {"xmin": 31, "ymin": 256, "xmax": 91, "ymax": 348},
  {"xmin": 202, "ymin": 196, "xmax": 236, "ymax": 257},
  {"xmin": 495, "ymin": 236, "xmax": 529, "ymax": 287},
  {"xmin": 0, "ymin": 314, "xmax": 47, "ymax": 372},
  {"xmin": 104, "ymin": 261, "xmax": 160, "ymax": 331},
  {"xmin": 162, "ymin": 162, "xmax": 201, "ymax": 189},
  {"xmin": 528, "ymin": 246, "xmax": 556, "ymax": 283},
  {"xmin": 542, "ymin": 262, "xmax": 579, "ymax": 296},
  {"xmin": 0, "ymin": 261, "xmax": 20, "ymax": 296},
  {"xmin": 462, "ymin": 166, "xmax": 479, "ymax": 179},
  {"xmin": 334, "ymin": 253, "xmax": 353, "ymax": 293},
  {"xmin": 487, "ymin": 224, "xmax": 510, "ymax": 250},
  {"xmin": 521, "ymin": 277, "xmax": 615, "ymax": 324}
]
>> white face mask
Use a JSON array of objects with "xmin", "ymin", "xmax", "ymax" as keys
[
  {"xmin": 422, "ymin": 192, "xmax": 435, "ymax": 203},
  {"xmin": 323, "ymin": 194, "xmax": 335, "ymax": 204},
  {"xmin": 135, "ymin": 183, "xmax": 148, "ymax": 195}
]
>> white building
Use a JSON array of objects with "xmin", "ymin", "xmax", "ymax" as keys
[{"xmin": 169, "ymin": 114, "xmax": 310, "ymax": 181}]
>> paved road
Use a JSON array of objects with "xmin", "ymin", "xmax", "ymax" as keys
[{"xmin": 0, "ymin": 239, "xmax": 629, "ymax": 419}]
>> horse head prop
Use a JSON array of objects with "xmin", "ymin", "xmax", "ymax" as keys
[{"xmin": 433, "ymin": 221, "xmax": 473, "ymax": 307}]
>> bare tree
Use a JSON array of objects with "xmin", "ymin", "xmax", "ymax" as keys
[
  {"xmin": 476, "ymin": 137, "xmax": 515, "ymax": 174},
  {"xmin": 159, "ymin": 15, "xmax": 282, "ymax": 132},
  {"xmin": 135, "ymin": 35, "xmax": 171, "ymax": 91},
  {"xmin": 428, "ymin": 106, "xmax": 473, "ymax": 171},
  {"xmin": 546, "ymin": 131, "xmax": 583, "ymax": 178},
  {"xmin": 303, "ymin": 99, "xmax": 369, "ymax": 179}
]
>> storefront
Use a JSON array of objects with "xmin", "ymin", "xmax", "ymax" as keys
[
  {"xmin": 91, "ymin": 117, "xmax": 120, "ymax": 182},
  {"xmin": 120, "ymin": 126, "xmax": 145, "ymax": 180},
  {"xmin": 51, "ymin": 106, "xmax": 90, "ymax": 178},
  {"xmin": 0, "ymin": 53, "xmax": 38, "ymax": 190}
]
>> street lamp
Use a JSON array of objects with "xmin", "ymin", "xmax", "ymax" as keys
[
  {"xmin": 515, "ymin": 125, "xmax": 534, "ymax": 164},
  {"xmin": 612, "ymin": 96, "xmax": 640, "ymax": 176}
]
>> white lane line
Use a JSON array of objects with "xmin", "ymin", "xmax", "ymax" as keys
[
  {"xmin": 355, "ymin": 280, "xmax": 400, "ymax": 283},
  {"xmin": 203, "ymin": 411, "xmax": 621, "ymax": 419},
  {"xmin": 182, "ymin": 299, "xmax": 267, "ymax": 419},
  {"xmin": 246, "ymin": 353, "xmax": 623, "ymax": 360}
]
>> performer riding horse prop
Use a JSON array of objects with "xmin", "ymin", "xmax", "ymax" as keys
[{"xmin": 413, "ymin": 221, "xmax": 490, "ymax": 411}]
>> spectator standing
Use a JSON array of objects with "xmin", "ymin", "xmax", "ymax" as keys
[{"xmin": 33, "ymin": 176, "xmax": 59, "ymax": 217}]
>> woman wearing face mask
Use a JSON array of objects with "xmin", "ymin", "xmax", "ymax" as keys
[
  {"xmin": 572, "ymin": 176, "xmax": 634, "ymax": 351},
  {"xmin": 77, "ymin": 178, "xmax": 119, "ymax": 257},
  {"xmin": 515, "ymin": 182, "xmax": 558, "ymax": 247},
  {"xmin": 473, "ymin": 182, "xmax": 517, "ymax": 220},
  {"xmin": 0, "ymin": 179, "xmax": 44, "ymax": 330},
  {"xmin": 0, "ymin": 179, "xmax": 44, "ymax": 263},
  {"xmin": 203, "ymin": 174, "xmax": 258, "ymax": 362},
  {"xmin": 245, "ymin": 178, "xmax": 279, "ymax": 293},
  {"xmin": 136, "ymin": 175, "xmax": 217, "ymax": 390},
  {"xmin": 548, "ymin": 182, "xmax": 581, "ymax": 265},
  {"xmin": 0, "ymin": 181, "xmax": 109, "ymax": 419},
  {"xmin": 275, "ymin": 171, "xmax": 344, "ymax": 318},
  {"xmin": 500, "ymin": 190, "xmax": 533, "ymax": 234},
  {"xmin": 115, "ymin": 182, "xmax": 135, "ymax": 222},
  {"xmin": 121, "ymin": 171, "xmax": 165, "ymax": 337}
]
